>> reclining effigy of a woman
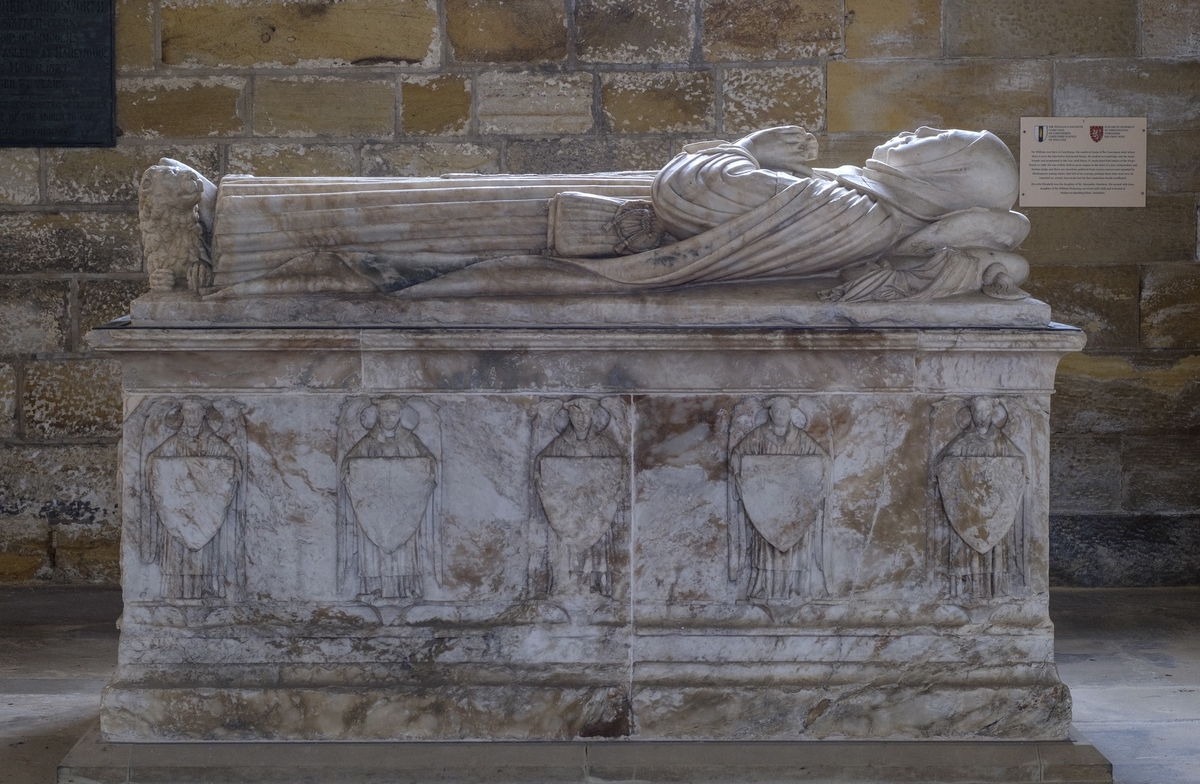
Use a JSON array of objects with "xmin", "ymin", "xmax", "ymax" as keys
[{"xmin": 91, "ymin": 127, "xmax": 1091, "ymax": 755}]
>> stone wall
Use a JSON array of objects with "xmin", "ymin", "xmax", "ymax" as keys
[{"xmin": 1, "ymin": 0, "xmax": 1197, "ymax": 586}]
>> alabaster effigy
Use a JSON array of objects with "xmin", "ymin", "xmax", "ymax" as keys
[{"xmin": 92, "ymin": 127, "xmax": 1085, "ymax": 742}]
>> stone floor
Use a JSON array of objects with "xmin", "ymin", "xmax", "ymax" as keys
[
  {"xmin": 0, "ymin": 587, "xmax": 1196, "ymax": 784},
  {"xmin": 1050, "ymin": 588, "xmax": 1200, "ymax": 784},
  {"xmin": 0, "ymin": 587, "xmax": 122, "ymax": 784}
]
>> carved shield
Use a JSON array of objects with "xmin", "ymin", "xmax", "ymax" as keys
[
  {"xmin": 536, "ymin": 456, "xmax": 624, "ymax": 549},
  {"xmin": 734, "ymin": 454, "xmax": 826, "ymax": 552},
  {"xmin": 149, "ymin": 456, "xmax": 237, "ymax": 551},
  {"xmin": 936, "ymin": 455, "xmax": 1026, "ymax": 554},
  {"xmin": 345, "ymin": 457, "xmax": 435, "ymax": 554}
]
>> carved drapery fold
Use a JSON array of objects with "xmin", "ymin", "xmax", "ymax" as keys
[
  {"xmin": 336, "ymin": 396, "xmax": 443, "ymax": 602},
  {"xmin": 133, "ymin": 396, "xmax": 246, "ymax": 601},
  {"xmin": 530, "ymin": 397, "xmax": 630, "ymax": 602},
  {"xmin": 932, "ymin": 397, "xmax": 1030, "ymax": 600},
  {"xmin": 727, "ymin": 396, "xmax": 830, "ymax": 601}
]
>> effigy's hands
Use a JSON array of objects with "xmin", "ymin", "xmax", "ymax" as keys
[{"xmin": 734, "ymin": 126, "xmax": 819, "ymax": 175}]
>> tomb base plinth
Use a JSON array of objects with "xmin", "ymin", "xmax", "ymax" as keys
[
  {"xmin": 90, "ymin": 320, "xmax": 1085, "ymax": 742},
  {"xmin": 60, "ymin": 724, "xmax": 1114, "ymax": 784}
]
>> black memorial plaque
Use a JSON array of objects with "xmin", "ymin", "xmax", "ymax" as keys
[{"xmin": 0, "ymin": 0, "xmax": 115, "ymax": 147}]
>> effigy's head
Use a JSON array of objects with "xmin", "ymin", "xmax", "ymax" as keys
[{"xmin": 842, "ymin": 127, "xmax": 1019, "ymax": 220}]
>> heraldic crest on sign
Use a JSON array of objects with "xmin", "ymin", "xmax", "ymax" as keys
[
  {"xmin": 337, "ymin": 396, "xmax": 443, "ymax": 603},
  {"xmin": 727, "ymin": 396, "xmax": 830, "ymax": 601},
  {"xmin": 530, "ymin": 397, "xmax": 630, "ymax": 602},
  {"xmin": 933, "ymin": 397, "xmax": 1030, "ymax": 599},
  {"xmin": 134, "ymin": 396, "xmax": 247, "ymax": 602}
]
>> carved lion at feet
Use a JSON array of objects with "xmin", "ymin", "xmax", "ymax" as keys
[{"xmin": 138, "ymin": 160, "xmax": 216, "ymax": 292}]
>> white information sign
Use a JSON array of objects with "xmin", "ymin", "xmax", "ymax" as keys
[{"xmin": 1019, "ymin": 117, "xmax": 1146, "ymax": 208}]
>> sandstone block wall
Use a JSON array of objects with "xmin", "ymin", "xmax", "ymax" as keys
[{"xmin": 1, "ymin": 0, "xmax": 1197, "ymax": 585}]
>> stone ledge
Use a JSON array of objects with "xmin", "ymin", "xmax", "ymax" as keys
[
  {"xmin": 89, "ymin": 324, "xmax": 1087, "ymax": 352},
  {"xmin": 85, "ymin": 323, "xmax": 1084, "ymax": 394},
  {"xmin": 59, "ymin": 723, "xmax": 1113, "ymax": 783},
  {"xmin": 123, "ymin": 284, "xmax": 1054, "ymax": 331}
]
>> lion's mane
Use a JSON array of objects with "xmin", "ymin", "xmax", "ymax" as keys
[{"xmin": 139, "ymin": 165, "xmax": 209, "ymax": 289}]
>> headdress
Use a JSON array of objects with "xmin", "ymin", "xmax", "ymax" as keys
[{"xmin": 837, "ymin": 130, "xmax": 1019, "ymax": 221}]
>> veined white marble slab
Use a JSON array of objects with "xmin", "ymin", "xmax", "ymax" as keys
[
  {"xmin": 128, "ymin": 282, "xmax": 1052, "ymax": 329},
  {"xmin": 92, "ymin": 323, "xmax": 1084, "ymax": 742}
]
